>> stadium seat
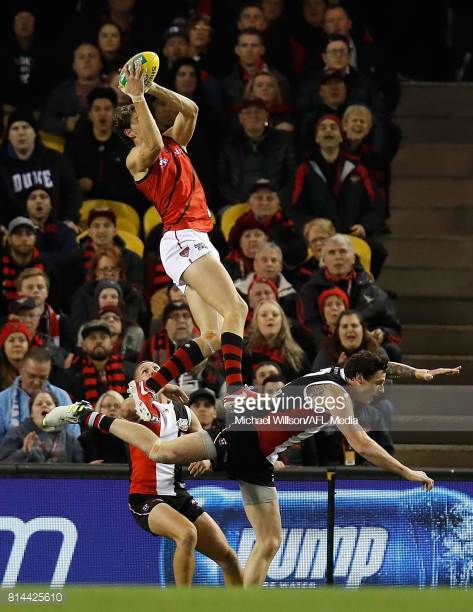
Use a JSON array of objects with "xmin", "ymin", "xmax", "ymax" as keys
[
  {"xmin": 347, "ymin": 235, "xmax": 372, "ymax": 273},
  {"xmin": 143, "ymin": 206, "xmax": 162, "ymax": 238},
  {"xmin": 80, "ymin": 199, "xmax": 141, "ymax": 233},
  {"xmin": 77, "ymin": 229, "xmax": 144, "ymax": 257},
  {"xmin": 117, "ymin": 230, "xmax": 144, "ymax": 257},
  {"xmin": 220, "ymin": 203, "xmax": 250, "ymax": 240},
  {"xmin": 39, "ymin": 130, "xmax": 65, "ymax": 153}
]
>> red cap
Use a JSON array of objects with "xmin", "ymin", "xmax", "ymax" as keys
[
  {"xmin": 87, "ymin": 208, "xmax": 117, "ymax": 227},
  {"xmin": 0, "ymin": 321, "xmax": 32, "ymax": 348},
  {"xmin": 317, "ymin": 287, "xmax": 349, "ymax": 313},
  {"xmin": 315, "ymin": 113, "xmax": 342, "ymax": 131}
]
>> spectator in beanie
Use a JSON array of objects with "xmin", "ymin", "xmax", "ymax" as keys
[
  {"xmin": 316, "ymin": 286, "xmax": 349, "ymax": 337},
  {"xmin": 0, "ymin": 320, "xmax": 32, "ymax": 390},
  {"xmin": 0, "ymin": 111, "xmax": 82, "ymax": 226},
  {"xmin": 99, "ymin": 304, "xmax": 144, "ymax": 362},
  {"xmin": 224, "ymin": 216, "xmax": 270, "ymax": 280},
  {"xmin": 244, "ymin": 275, "xmax": 279, "ymax": 333}
]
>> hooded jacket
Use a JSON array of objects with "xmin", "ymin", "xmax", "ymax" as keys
[{"xmin": 0, "ymin": 139, "xmax": 82, "ymax": 223}]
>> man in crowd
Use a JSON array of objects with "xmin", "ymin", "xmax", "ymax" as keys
[
  {"xmin": 218, "ymin": 97, "xmax": 296, "ymax": 208},
  {"xmin": 0, "ymin": 112, "xmax": 82, "ymax": 225},
  {"xmin": 0, "ymin": 346, "xmax": 78, "ymax": 442},
  {"xmin": 68, "ymin": 320, "xmax": 133, "ymax": 406},
  {"xmin": 188, "ymin": 387, "xmax": 223, "ymax": 441},
  {"xmin": 65, "ymin": 87, "xmax": 147, "ymax": 211},
  {"xmin": 78, "ymin": 207, "xmax": 144, "ymax": 287},
  {"xmin": 299, "ymin": 234, "xmax": 401, "ymax": 359},
  {"xmin": 41, "ymin": 42, "xmax": 104, "ymax": 138},
  {"xmin": 292, "ymin": 114, "xmax": 387, "ymax": 277},
  {"xmin": 0, "ymin": 217, "xmax": 59, "ymax": 311}
]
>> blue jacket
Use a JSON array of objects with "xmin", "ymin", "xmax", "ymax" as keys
[{"xmin": 0, "ymin": 377, "xmax": 80, "ymax": 442}]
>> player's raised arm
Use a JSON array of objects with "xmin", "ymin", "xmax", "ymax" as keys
[
  {"xmin": 122, "ymin": 61, "xmax": 164, "ymax": 174},
  {"xmin": 316, "ymin": 384, "xmax": 434, "ymax": 491},
  {"xmin": 386, "ymin": 361, "xmax": 461, "ymax": 382},
  {"xmin": 147, "ymin": 82, "xmax": 198, "ymax": 147}
]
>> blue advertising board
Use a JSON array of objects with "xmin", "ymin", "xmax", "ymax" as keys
[{"xmin": 1, "ymin": 478, "xmax": 472, "ymax": 587}]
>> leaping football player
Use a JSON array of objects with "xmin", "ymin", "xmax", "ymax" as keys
[{"xmin": 113, "ymin": 60, "xmax": 254, "ymax": 414}]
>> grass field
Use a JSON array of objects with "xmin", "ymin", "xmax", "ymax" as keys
[{"xmin": 3, "ymin": 587, "xmax": 472, "ymax": 612}]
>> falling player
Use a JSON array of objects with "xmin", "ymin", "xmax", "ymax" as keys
[{"xmin": 44, "ymin": 352, "xmax": 461, "ymax": 586}]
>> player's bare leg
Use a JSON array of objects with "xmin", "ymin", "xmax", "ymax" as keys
[
  {"xmin": 147, "ymin": 503, "xmax": 197, "ymax": 586},
  {"xmin": 242, "ymin": 499, "xmax": 282, "ymax": 586},
  {"xmin": 182, "ymin": 254, "xmax": 247, "ymax": 338},
  {"xmin": 143, "ymin": 254, "xmax": 250, "ymax": 400},
  {"xmin": 194, "ymin": 513, "xmax": 243, "ymax": 586},
  {"xmin": 184, "ymin": 286, "xmax": 223, "ymax": 356}
]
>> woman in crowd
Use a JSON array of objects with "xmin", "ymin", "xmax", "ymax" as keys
[
  {"xmin": 99, "ymin": 304, "xmax": 144, "ymax": 362},
  {"xmin": 69, "ymin": 246, "xmax": 148, "ymax": 336},
  {"xmin": 317, "ymin": 287, "xmax": 349, "ymax": 338},
  {"xmin": 244, "ymin": 299, "xmax": 309, "ymax": 382},
  {"xmin": 224, "ymin": 217, "xmax": 270, "ymax": 280},
  {"xmin": 0, "ymin": 321, "xmax": 32, "ymax": 389},
  {"xmin": 243, "ymin": 71, "xmax": 295, "ymax": 132},
  {"xmin": 97, "ymin": 21, "xmax": 128, "ymax": 76},
  {"xmin": 0, "ymin": 390, "xmax": 83, "ymax": 462},
  {"xmin": 312, "ymin": 309, "xmax": 387, "ymax": 370}
]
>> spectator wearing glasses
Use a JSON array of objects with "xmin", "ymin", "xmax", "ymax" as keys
[{"xmin": 69, "ymin": 246, "xmax": 148, "ymax": 337}]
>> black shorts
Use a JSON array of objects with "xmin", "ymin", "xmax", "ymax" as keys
[
  {"xmin": 214, "ymin": 427, "xmax": 275, "ymax": 488},
  {"xmin": 128, "ymin": 489, "xmax": 204, "ymax": 534}
]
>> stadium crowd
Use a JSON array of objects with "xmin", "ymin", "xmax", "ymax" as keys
[{"xmin": 2, "ymin": 0, "xmax": 461, "ymax": 467}]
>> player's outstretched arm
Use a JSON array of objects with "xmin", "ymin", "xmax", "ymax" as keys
[
  {"xmin": 387, "ymin": 361, "xmax": 461, "ymax": 382},
  {"xmin": 321, "ymin": 385, "xmax": 434, "ymax": 491},
  {"xmin": 147, "ymin": 82, "xmax": 198, "ymax": 147},
  {"xmin": 123, "ymin": 61, "xmax": 163, "ymax": 174}
]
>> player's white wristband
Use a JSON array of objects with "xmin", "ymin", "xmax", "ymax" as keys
[{"xmin": 129, "ymin": 94, "xmax": 145, "ymax": 103}]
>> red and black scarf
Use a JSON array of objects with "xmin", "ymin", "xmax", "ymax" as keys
[
  {"xmin": 323, "ymin": 268, "xmax": 357, "ymax": 298},
  {"xmin": 139, "ymin": 329, "xmax": 174, "ymax": 365},
  {"xmin": 1, "ymin": 249, "xmax": 44, "ymax": 303},
  {"xmin": 81, "ymin": 238, "xmax": 96, "ymax": 272},
  {"xmin": 76, "ymin": 353, "xmax": 127, "ymax": 406}
]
